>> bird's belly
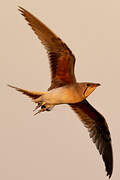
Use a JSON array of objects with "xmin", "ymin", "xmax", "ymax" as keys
[{"xmin": 44, "ymin": 86, "xmax": 84, "ymax": 105}]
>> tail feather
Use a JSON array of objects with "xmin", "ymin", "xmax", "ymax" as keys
[{"xmin": 8, "ymin": 84, "xmax": 46, "ymax": 101}]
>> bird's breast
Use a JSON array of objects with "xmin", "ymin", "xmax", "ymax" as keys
[{"xmin": 44, "ymin": 84, "xmax": 84, "ymax": 105}]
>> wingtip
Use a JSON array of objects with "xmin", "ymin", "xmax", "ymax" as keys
[
  {"xmin": 105, "ymin": 144, "xmax": 113, "ymax": 179},
  {"xmin": 18, "ymin": 6, "xmax": 25, "ymax": 15},
  {"xmin": 107, "ymin": 164, "xmax": 113, "ymax": 179},
  {"xmin": 18, "ymin": 6, "xmax": 24, "ymax": 11},
  {"xmin": 107, "ymin": 171, "xmax": 112, "ymax": 179}
]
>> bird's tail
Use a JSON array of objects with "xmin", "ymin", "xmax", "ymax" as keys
[{"xmin": 8, "ymin": 84, "xmax": 46, "ymax": 102}]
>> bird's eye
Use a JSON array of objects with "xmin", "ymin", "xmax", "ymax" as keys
[{"xmin": 87, "ymin": 84, "xmax": 91, "ymax": 87}]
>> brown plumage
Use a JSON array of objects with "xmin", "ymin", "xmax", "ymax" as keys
[
  {"xmin": 70, "ymin": 100, "xmax": 113, "ymax": 177},
  {"xmin": 18, "ymin": 6, "xmax": 76, "ymax": 89},
  {"xmin": 8, "ymin": 84, "xmax": 45, "ymax": 99},
  {"xmin": 8, "ymin": 7, "xmax": 113, "ymax": 178}
]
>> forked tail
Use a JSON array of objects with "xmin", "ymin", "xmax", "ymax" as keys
[
  {"xmin": 8, "ymin": 84, "xmax": 46, "ymax": 101},
  {"xmin": 8, "ymin": 84, "xmax": 53, "ymax": 115}
]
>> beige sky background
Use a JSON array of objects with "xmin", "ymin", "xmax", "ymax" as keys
[{"xmin": 0, "ymin": 0, "xmax": 120, "ymax": 179}]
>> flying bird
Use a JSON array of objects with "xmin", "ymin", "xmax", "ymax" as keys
[{"xmin": 8, "ymin": 7, "xmax": 113, "ymax": 178}]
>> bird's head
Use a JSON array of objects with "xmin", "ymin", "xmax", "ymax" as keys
[{"xmin": 80, "ymin": 82, "xmax": 101, "ymax": 98}]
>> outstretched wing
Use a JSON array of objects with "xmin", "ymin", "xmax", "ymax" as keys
[
  {"xmin": 18, "ymin": 7, "xmax": 76, "ymax": 89},
  {"xmin": 69, "ymin": 99, "xmax": 113, "ymax": 178}
]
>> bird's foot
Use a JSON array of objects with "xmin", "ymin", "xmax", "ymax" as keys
[{"xmin": 33, "ymin": 103, "xmax": 54, "ymax": 115}]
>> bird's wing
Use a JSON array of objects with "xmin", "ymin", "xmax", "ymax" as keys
[
  {"xmin": 69, "ymin": 99, "xmax": 113, "ymax": 178},
  {"xmin": 18, "ymin": 7, "xmax": 76, "ymax": 89}
]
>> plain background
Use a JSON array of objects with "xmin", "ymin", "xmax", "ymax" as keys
[{"xmin": 0, "ymin": 0, "xmax": 120, "ymax": 179}]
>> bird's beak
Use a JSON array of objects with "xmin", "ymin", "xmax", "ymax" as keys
[
  {"xmin": 91, "ymin": 83, "xmax": 101, "ymax": 88},
  {"xmin": 96, "ymin": 83, "xmax": 101, "ymax": 87}
]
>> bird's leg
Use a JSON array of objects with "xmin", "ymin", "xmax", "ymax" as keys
[
  {"xmin": 33, "ymin": 102, "xmax": 43, "ymax": 112},
  {"xmin": 33, "ymin": 102, "xmax": 48, "ymax": 115},
  {"xmin": 33, "ymin": 103, "xmax": 54, "ymax": 115},
  {"xmin": 33, "ymin": 107, "xmax": 46, "ymax": 115}
]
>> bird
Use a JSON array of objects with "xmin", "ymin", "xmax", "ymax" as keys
[{"xmin": 8, "ymin": 7, "xmax": 113, "ymax": 178}]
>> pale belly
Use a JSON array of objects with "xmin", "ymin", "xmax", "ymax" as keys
[{"xmin": 43, "ymin": 85, "xmax": 84, "ymax": 105}]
